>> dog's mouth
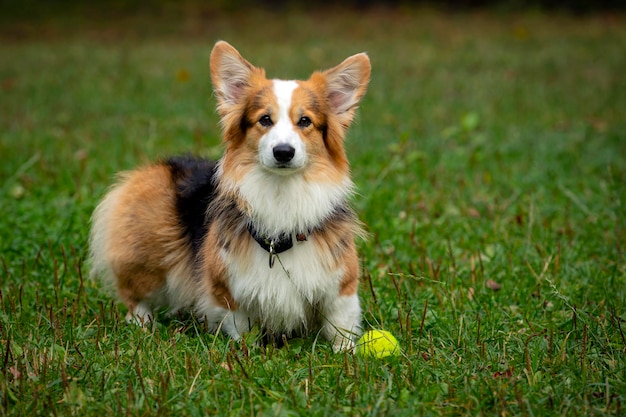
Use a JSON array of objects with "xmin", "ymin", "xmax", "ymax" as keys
[
  {"xmin": 263, "ymin": 162, "xmax": 304, "ymax": 176},
  {"xmin": 276, "ymin": 161, "xmax": 301, "ymax": 170}
]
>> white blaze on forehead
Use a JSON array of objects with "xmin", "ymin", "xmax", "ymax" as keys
[
  {"xmin": 257, "ymin": 80, "xmax": 306, "ymax": 171},
  {"xmin": 271, "ymin": 80, "xmax": 299, "ymax": 142},
  {"xmin": 273, "ymin": 80, "xmax": 299, "ymax": 119}
]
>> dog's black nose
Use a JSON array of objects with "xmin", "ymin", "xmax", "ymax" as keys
[{"xmin": 273, "ymin": 144, "xmax": 295, "ymax": 163}]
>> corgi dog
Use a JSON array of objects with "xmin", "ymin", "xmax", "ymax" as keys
[{"xmin": 89, "ymin": 41, "xmax": 371, "ymax": 352}]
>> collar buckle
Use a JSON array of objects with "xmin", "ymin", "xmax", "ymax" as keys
[
  {"xmin": 268, "ymin": 240, "xmax": 277, "ymax": 268},
  {"xmin": 248, "ymin": 223, "xmax": 301, "ymax": 268}
]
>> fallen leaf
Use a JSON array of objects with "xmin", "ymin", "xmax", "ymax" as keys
[
  {"xmin": 485, "ymin": 279, "xmax": 501, "ymax": 291},
  {"xmin": 9, "ymin": 366, "xmax": 21, "ymax": 380},
  {"xmin": 176, "ymin": 69, "xmax": 190, "ymax": 82},
  {"xmin": 74, "ymin": 149, "xmax": 88, "ymax": 161},
  {"xmin": 10, "ymin": 184, "xmax": 25, "ymax": 199},
  {"xmin": 493, "ymin": 367, "xmax": 514, "ymax": 378},
  {"xmin": 467, "ymin": 287, "xmax": 475, "ymax": 301}
]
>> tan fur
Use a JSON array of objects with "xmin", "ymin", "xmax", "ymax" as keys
[
  {"xmin": 91, "ymin": 165, "xmax": 194, "ymax": 309},
  {"xmin": 339, "ymin": 246, "xmax": 360, "ymax": 297},
  {"xmin": 200, "ymin": 216, "xmax": 247, "ymax": 310}
]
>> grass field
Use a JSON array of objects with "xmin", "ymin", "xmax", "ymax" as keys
[{"xmin": 1, "ymin": 5, "xmax": 625, "ymax": 416}]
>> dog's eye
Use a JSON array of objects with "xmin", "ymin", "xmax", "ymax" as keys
[
  {"xmin": 258, "ymin": 115, "xmax": 273, "ymax": 127},
  {"xmin": 297, "ymin": 116, "xmax": 312, "ymax": 129}
]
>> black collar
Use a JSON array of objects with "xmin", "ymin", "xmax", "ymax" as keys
[
  {"xmin": 247, "ymin": 224, "xmax": 309, "ymax": 267},
  {"xmin": 247, "ymin": 223, "xmax": 294, "ymax": 254}
]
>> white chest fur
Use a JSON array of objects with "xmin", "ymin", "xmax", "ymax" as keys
[
  {"xmin": 222, "ymin": 234, "xmax": 344, "ymax": 333},
  {"xmin": 219, "ymin": 164, "xmax": 353, "ymax": 238}
]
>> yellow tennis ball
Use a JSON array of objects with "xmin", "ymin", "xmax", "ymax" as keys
[{"xmin": 356, "ymin": 330, "xmax": 400, "ymax": 358}]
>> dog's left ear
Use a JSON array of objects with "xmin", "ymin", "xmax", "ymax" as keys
[
  {"xmin": 210, "ymin": 41, "xmax": 264, "ymax": 117},
  {"xmin": 323, "ymin": 53, "xmax": 371, "ymax": 128}
]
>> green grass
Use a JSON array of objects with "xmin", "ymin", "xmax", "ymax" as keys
[{"xmin": 1, "ymin": 6, "xmax": 625, "ymax": 416}]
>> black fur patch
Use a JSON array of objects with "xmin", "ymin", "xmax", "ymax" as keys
[{"xmin": 164, "ymin": 155, "xmax": 218, "ymax": 254}]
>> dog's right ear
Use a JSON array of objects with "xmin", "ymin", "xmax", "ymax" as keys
[
  {"xmin": 210, "ymin": 41, "xmax": 264, "ymax": 116},
  {"xmin": 322, "ymin": 53, "xmax": 371, "ymax": 131}
]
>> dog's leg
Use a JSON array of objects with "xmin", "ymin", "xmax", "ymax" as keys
[
  {"xmin": 320, "ymin": 294, "xmax": 362, "ymax": 352},
  {"xmin": 121, "ymin": 285, "xmax": 170, "ymax": 326},
  {"xmin": 195, "ymin": 296, "xmax": 253, "ymax": 340},
  {"xmin": 113, "ymin": 266, "xmax": 166, "ymax": 326},
  {"xmin": 125, "ymin": 300, "xmax": 154, "ymax": 326},
  {"xmin": 219, "ymin": 309, "xmax": 254, "ymax": 340}
]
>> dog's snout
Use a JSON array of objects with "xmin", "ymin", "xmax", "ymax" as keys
[{"xmin": 273, "ymin": 144, "xmax": 296, "ymax": 163}]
